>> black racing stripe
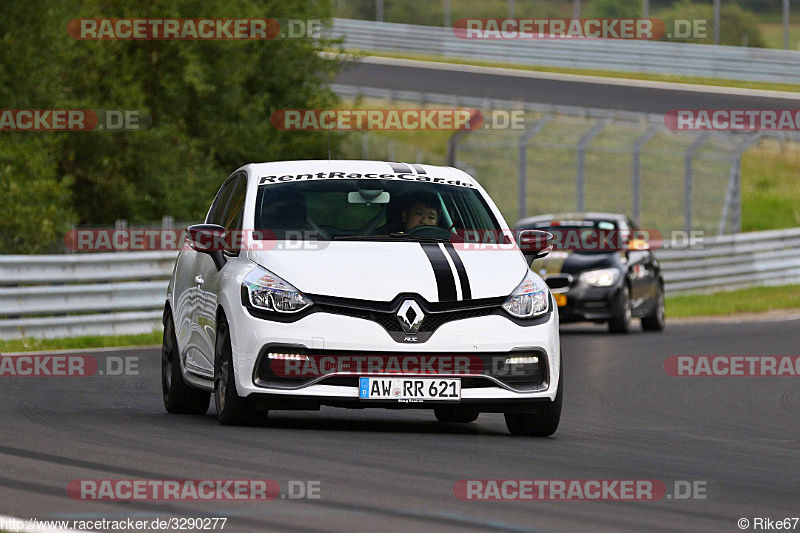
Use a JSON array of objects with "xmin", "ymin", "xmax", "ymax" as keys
[
  {"xmin": 389, "ymin": 162, "xmax": 412, "ymax": 174},
  {"xmin": 443, "ymin": 242, "xmax": 472, "ymax": 300},
  {"xmin": 410, "ymin": 164, "xmax": 426, "ymax": 174},
  {"xmin": 420, "ymin": 243, "xmax": 457, "ymax": 302}
]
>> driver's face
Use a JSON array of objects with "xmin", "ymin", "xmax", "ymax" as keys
[{"xmin": 403, "ymin": 201, "xmax": 439, "ymax": 231}]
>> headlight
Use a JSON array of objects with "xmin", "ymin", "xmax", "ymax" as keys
[
  {"xmin": 243, "ymin": 266, "xmax": 313, "ymax": 313},
  {"xmin": 501, "ymin": 271, "xmax": 549, "ymax": 319},
  {"xmin": 579, "ymin": 268, "xmax": 621, "ymax": 287}
]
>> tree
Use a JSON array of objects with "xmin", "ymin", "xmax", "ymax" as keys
[{"xmin": 0, "ymin": 0, "xmax": 342, "ymax": 252}]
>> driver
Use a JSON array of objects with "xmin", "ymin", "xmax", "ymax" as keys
[{"xmin": 401, "ymin": 195, "xmax": 440, "ymax": 232}]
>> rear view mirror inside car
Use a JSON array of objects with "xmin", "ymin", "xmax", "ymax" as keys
[{"xmin": 348, "ymin": 190, "xmax": 390, "ymax": 204}]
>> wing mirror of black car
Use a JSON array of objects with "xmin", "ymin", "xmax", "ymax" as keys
[
  {"xmin": 186, "ymin": 224, "xmax": 227, "ymax": 270},
  {"xmin": 517, "ymin": 230, "xmax": 554, "ymax": 263}
]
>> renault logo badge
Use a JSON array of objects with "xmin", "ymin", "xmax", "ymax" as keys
[{"xmin": 397, "ymin": 300, "xmax": 424, "ymax": 334}]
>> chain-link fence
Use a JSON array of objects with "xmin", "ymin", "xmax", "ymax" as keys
[{"xmin": 334, "ymin": 84, "xmax": 800, "ymax": 235}]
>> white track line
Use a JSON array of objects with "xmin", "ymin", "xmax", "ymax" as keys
[{"xmin": 326, "ymin": 52, "xmax": 800, "ymax": 100}]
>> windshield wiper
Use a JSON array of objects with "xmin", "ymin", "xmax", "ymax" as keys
[
  {"xmin": 332, "ymin": 235, "xmax": 395, "ymax": 241},
  {"xmin": 387, "ymin": 232, "xmax": 451, "ymax": 242},
  {"xmin": 332, "ymin": 233, "xmax": 450, "ymax": 242}
]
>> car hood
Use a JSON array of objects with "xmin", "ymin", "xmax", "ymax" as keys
[
  {"xmin": 247, "ymin": 241, "xmax": 528, "ymax": 303},
  {"xmin": 531, "ymin": 251, "xmax": 619, "ymax": 276}
]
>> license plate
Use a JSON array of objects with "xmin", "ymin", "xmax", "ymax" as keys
[
  {"xmin": 359, "ymin": 377, "xmax": 461, "ymax": 401},
  {"xmin": 554, "ymin": 294, "xmax": 567, "ymax": 307}
]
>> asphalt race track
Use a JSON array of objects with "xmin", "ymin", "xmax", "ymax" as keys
[
  {"xmin": 335, "ymin": 59, "xmax": 800, "ymax": 114},
  {"xmin": 0, "ymin": 318, "xmax": 798, "ymax": 532}
]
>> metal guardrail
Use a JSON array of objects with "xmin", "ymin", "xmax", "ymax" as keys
[
  {"xmin": 0, "ymin": 252, "xmax": 177, "ymax": 340},
  {"xmin": 659, "ymin": 227, "xmax": 800, "ymax": 292},
  {"xmin": 328, "ymin": 18, "xmax": 800, "ymax": 84},
  {"xmin": 1, "ymin": 228, "xmax": 798, "ymax": 339}
]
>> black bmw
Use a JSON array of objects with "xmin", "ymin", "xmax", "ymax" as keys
[{"xmin": 515, "ymin": 213, "xmax": 665, "ymax": 333}]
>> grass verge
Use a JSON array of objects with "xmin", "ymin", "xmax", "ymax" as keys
[
  {"xmin": 666, "ymin": 284, "xmax": 800, "ymax": 318},
  {"xmin": 0, "ymin": 330, "xmax": 162, "ymax": 353}
]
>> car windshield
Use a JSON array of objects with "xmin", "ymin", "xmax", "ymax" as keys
[
  {"xmin": 253, "ymin": 179, "xmax": 501, "ymax": 241},
  {"xmin": 528, "ymin": 219, "xmax": 623, "ymax": 254}
]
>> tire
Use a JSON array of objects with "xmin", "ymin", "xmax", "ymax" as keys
[
  {"xmin": 214, "ymin": 315, "xmax": 264, "ymax": 426},
  {"xmin": 434, "ymin": 405, "xmax": 479, "ymax": 423},
  {"xmin": 641, "ymin": 284, "xmax": 666, "ymax": 332},
  {"xmin": 162, "ymin": 311, "xmax": 210, "ymax": 415},
  {"xmin": 504, "ymin": 362, "xmax": 562, "ymax": 437},
  {"xmin": 608, "ymin": 284, "xmax": 632, "ymax": 333}
]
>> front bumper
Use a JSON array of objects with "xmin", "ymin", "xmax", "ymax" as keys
[
  {"xmin": 554, "ymin": 283, "xmax": 621, "ymax": 322},
  {"xmin": 226, "ymin": 300, "xmax": 561, "ymax": 403}
]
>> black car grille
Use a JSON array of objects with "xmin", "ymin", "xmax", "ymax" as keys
[
  {"xmin": 544, "ymin": 274, "xmax": 572, "ymax": 291},
  {"xmin": 315, "ymin": 303, "xmax": 497, "ymax": 333}
]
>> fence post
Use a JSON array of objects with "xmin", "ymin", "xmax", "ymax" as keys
[
  {"xmin": 719, "ymin": 132, "xmax": 762, "ymax": 235},
  {"xmin": 446, "ymin": 129, "xmax": 467, "ymax": 167},
  {"xmin": 387, "ymin": 139, "xmax": 395, "ymax": 161},
  {"xmin": 576, "ymin": 118, "xmax": 609, "ymax": 212},
  {"xmin": 632, "ymin": 124, "xmax": 660, "ymax": 224},
  {"xmin": 684, "ymin": 132, "xmax": 711, "ymax": 232},
  {"xmin": 517, "ymin": 114, "xmax": 553, "ymax": 221},
  {"xmin": 362, "ymin": 132, "xmax": 370, "ymax": 159}
]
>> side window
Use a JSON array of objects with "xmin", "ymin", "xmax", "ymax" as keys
[
  {"xmin": 218, "ymin": 175, "xmax": 247, "ymax": 254},
  {"xmin": 221, "ymin": 175, "xmax": 247, "ymax": 232},
  {"xmin": 206, "ymin": 178, "xmax": 236, "ymax": 226}
]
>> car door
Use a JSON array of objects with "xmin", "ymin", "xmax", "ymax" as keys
[
  {"xmin": 194, "ymin": 172, "xmax": 248, "ymax": 372},
  {"xmin": 176, "ymin": 175, "xmax": 238, "ymax": 378},
  {"xmin": 625, "ymin": 217, "xmax": 658, "ymax": 310}
]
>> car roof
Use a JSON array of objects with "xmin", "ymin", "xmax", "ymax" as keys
[
  {"xmin": 515, "ymin": 212, "xmax": 630, "ymax": 228},
  {"xmin": 241, "ymin": 160, "xmax": 477, "ymax": 186}
]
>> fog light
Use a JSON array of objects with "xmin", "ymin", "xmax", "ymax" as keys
[
  {"xmin": 505, "ymin": 356, "xmax": 539, "ymax": 365},
  {"xmin": 267, "ymin": 352, "xmax": 308, "ymax": 361}
]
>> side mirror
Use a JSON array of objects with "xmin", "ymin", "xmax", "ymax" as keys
[
  {"xmin": 517, "ymin": 230, "xmax": 554, "ymax": 262},
  {"xmin": 186, "ymin": 224, "xmax": 227, "ymax": 270}
]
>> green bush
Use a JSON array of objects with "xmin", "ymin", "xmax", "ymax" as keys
[
  {"xmin": 585, "ymin": 0, "xmax": 641, "ymax": 19},
  {"xmin": 656, "ymin": 0, "xmax": 766, "ymax": 47}
]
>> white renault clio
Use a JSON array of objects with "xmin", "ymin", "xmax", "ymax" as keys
[{"xmin": 162, "ymin": 160, "xmax": 562, "ymax": 436}]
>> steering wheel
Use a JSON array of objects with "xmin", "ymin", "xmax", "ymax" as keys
[
  {"xmin": 406, "ymin": 225, "xmax": 453, "ymax": 240},
  {"xmin": 407, "ymin": 225, "xmax": 440, "ymax": 235}
]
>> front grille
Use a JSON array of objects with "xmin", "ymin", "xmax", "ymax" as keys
[
  {"xmin": 544, "ymin": 274, "xmax": 573, "ymax": 291},
  {"xmin": 253, "ymin": 347, "xmax": 548, "ymax": 392},
  {"xmin": 314, "ymin": 295, "xmax": 501, "ymax": 336}
]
